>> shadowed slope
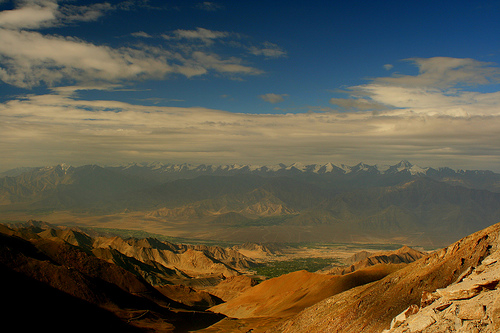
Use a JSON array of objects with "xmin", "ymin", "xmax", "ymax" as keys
[
  {"xmin": 0, "ymin": 263, "xmax": 144, "ymax": 333},
  {"xmin": 0, "ymin": 226, "xmax": 226, "ymax": 332}
]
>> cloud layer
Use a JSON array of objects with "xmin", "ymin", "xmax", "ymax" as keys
[{"xmin": 1, "ymin": 81, "xmax": 500, "ymax": 171}]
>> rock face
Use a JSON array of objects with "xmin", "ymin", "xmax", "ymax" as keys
[
  {"xmin": 274, "ymin": 221, "xmax": 500, "ymax": 333},
  {"xmin": 384, "ymin": 246, "xmax": 500, "ymax": 332}
]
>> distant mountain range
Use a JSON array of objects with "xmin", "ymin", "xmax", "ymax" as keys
[
  {"xmin": 106, "ymin": 160, "xmax": 500, "ymax": 191},
  {"xmin": 1, "ymin": 161, "xmax": 500, "ymax": 246}
]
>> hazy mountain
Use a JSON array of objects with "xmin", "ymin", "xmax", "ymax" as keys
[
  {"xmin": 1, "ymin": 161, "xmax": 500, "ymax": 246},
  {"xmin": 0, "ymin": 164, "xmax": 151, "ymax": 212},
  {"xmin": 289, "ymin": 177, "xmax": 500, "ymax": 245}
]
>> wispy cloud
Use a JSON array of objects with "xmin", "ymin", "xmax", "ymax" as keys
[
  {"xmin": 0, "ymin": 0, "xmax": 58, "ymax": 29},
  {"xmin": 249, "ymin": 42, "xmax": 287, "ymax": 58},
  {"xmin": 0, "ymin": 4, "xmax": 267, "ymax": 88},
  {"xmin": 0, "ymin": 0, "xmax": 113, "ymax": 30},
  {"xmin": 0, "ymin": 28, "xmax": 176, "ymax": 87},
  {"xmin": 195, "ymin": 2, "xmax": 224, "ymax": 12},
  {"xmin": 166, "ymin": 27, "xmax": 230, "ymax": 45},
  {"xmin": 131, "ymin": 31, "xmax": 153, "ymax": 38},
  {"xmin": 259, "ymin": 93, "xmax": 288, "ymax": 104}
]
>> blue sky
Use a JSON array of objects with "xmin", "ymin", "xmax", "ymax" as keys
[{"xmin": 1, "ymin": 0, "xmax": 500, "ymax": 171}]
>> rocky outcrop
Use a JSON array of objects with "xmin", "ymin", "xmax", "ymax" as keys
[
  {"xmin": 232, "ymin": 242, "xmax": 282, "ymax": 260},
  {"xmin": 384, "ymin": 246, "xmax": 500, "ymax": 332}
]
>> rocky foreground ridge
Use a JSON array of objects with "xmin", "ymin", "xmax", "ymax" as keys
[{"xmin": 384, "ymin": 245, "xmax": 500, "ymax": 332}]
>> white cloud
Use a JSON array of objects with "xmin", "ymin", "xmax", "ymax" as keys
[
  {"xmin": 383, "ymin": 64, "xmax": 393, "ymax": 70},
  {"xmin": 0, "ymin": 0, "xmax": 113, "ymax": 30},
  {"xmin": 0, "ymin": 28, "xmax": 177, "ymax": 87},
  {"xmin": 376, "ymin": 57, "xmax": 500, "ymax": 88},
  {"xmin": 0, "ymin": 25, "xmax": 261, "ymax": 87},
  {"xmin": 0, "ymin": 1, "xmax": 273, "ymax": 88},
  {"xmin": 260, "ymin": 93, "xmax": 288, "ymax": 104},
  {"xmin": 0, "ymin": 0, "xmax": 58, "ymax": 29},
  {"xmin": 57, "ymin": 2, "xmax": 113, "ymax": 23},
  {"xmin": 329, "ymin": 97, "xmax": 387, "ymax": 110},
  {"xmin": 333, "ymin": 57, "xmax": 500, "ymax": 116}
]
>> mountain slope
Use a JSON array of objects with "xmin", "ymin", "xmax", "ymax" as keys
[
  {"xmin": 1, "ymin": 263, "xmax": 144, "ymax": 333},
  {"xmin": 8, "ymin": 222, "xmax": 256, "ymax": 285},
  {"xmin": 210, "ymin": 265, "xmax": 402, "ymax": 319},
  {"xmin": 384, "ymin": 247, "xmax": 500, "ymax": 332},
  {"xmin": 274, "ymin": 221, "xmax": 500, "ymax": 333}
]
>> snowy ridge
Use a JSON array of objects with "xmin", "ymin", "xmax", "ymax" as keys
[{"xmin": 113, "ymin": 160, "xmax": 433, "ymax": 176}]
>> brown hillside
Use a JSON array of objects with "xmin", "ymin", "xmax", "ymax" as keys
[
  {"xmin": 210, "ymin": 264, "xmax": 402, "ymax": 319},
  {"xmin": 274, "ymin": 221, "xmax": 500, "ymax": 333},
  {"xmin": 92, "ymin": 235, "xmax": 252, "ymax": 279},
  {"xmin": 205, "ymin": 275, "xmax": 260, "ymax": 301}
]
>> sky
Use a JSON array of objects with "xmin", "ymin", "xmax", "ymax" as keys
[{"xmin": 1, "ymin": 0, "xmax": 500, "ymax": 172}]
